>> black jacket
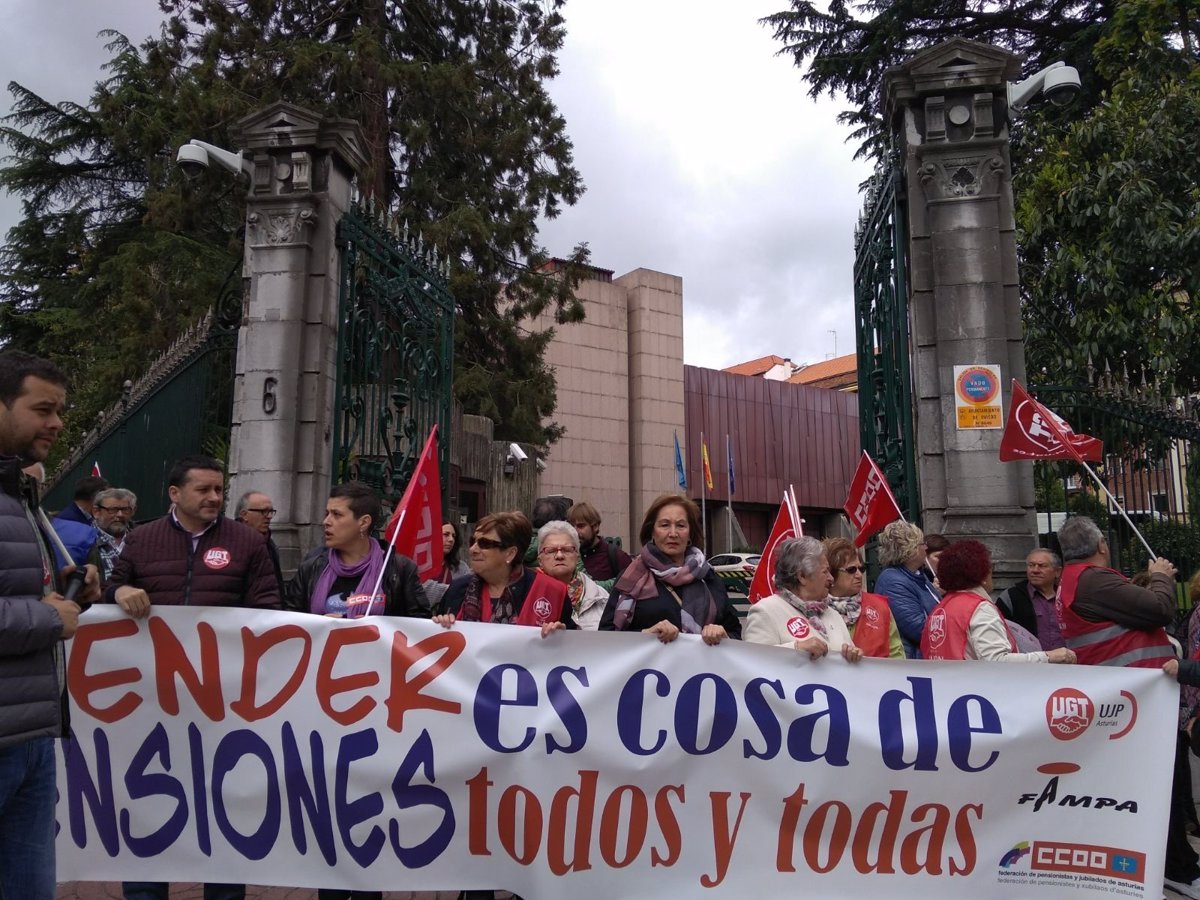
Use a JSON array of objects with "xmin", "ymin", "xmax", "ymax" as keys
[
  {"xmin": 997, "ymin": 579, "xmax": 1039, "ymax": 636},
  {"xmin": 439, "ymin": 568, "xmax": 576, "ymax": 628},
  {"xmin": 598, "ymin": 569, "xmax": 742, "ymax": 638},
  {"xmin": 285, "ymin": 547, "xmax": 431, "ymax": 618}
]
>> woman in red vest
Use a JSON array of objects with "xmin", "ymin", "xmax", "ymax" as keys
[
  {"xmin": 433, "ymin": 510, "xmax": 575, "ymax": 635},
  {"xmin": 920, "ymin": 540, "xmax": 1076, "ymax": 664},
  {"xmin": 823, "ymin": 537, "xmax": 905, "ymax": 658}
]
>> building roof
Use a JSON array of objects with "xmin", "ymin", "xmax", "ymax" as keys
[
  {"xmin": 788, "ymin": 352, "xmax": 858, "ymax": 390},
  {"xmin": 722, "ymin": 355, "xmax": 789, "ymax": 377}
]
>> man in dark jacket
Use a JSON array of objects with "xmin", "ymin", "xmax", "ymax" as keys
[
  {"xmin": 104, "ymin": 454, "xmax": 279, "ymax": 900},
  {"xmin": 568, "ymin": 500, "xmax": 632, "ymax": 586},
  {"xmin": 996, "ymin": 548, "xmax": 1065, "ymax": 649},
  {"xmin": 0, "ymin": 350, "xmax": 98, "ymax": 900}
]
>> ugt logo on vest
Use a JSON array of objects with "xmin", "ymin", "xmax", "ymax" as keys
[
  {"xmin": 203, "ymin": 548, "xmax": 232, "ymax": 570},
  {"xmin": 786, "ymin": 616, "xmax": 811, "ymax": 639},
  {"xmin": 532, "ymin": 597, "xmax": 553, "ymax": 622}
]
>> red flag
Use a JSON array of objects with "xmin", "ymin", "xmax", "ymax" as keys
[
  {"xmin": 747, "ymin": 499, "xmax": 801, "ymax": 603},
  {"xmin": 999, "ymin": 381, "xmax": 1103, "ymax": 463},
  {"xmin": 91, "ymin": 461, "xmax": 102, "ymax": 478},
  {"xmin": 843, "ymin": 451, "xmax": 902, "ymax": 547},
  {"xmin": 383, "ymin": 427, "xmax": 443, "ymax": 580}
]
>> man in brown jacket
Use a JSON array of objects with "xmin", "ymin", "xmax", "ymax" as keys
[{"xmin": 103, "ymin": 454, "xmax": 279, "ymax": 900}]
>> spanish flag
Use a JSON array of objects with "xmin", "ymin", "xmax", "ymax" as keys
[{"xmin": 701, "ymin": 437, "xmax": 714, "ymax": 491}]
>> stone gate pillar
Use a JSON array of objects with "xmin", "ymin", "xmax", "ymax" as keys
[
  {"xmin": 882, "ymin": 39, "xmax": 1037, "ymax": 584},
  {"xmin": 226, "ymin": 102, "xmax": 368, "ymax": 572}
]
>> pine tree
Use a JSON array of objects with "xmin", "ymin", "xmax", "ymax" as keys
[{"xmin": 0, "ymin": 0, "xmax": 589, "ymax": 458}]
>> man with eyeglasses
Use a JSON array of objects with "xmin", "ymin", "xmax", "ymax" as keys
[
  {"xmin": 92, "ymin": 488, "xmax": 137, "ymax": 585},
  {"xmin": 996, "ymin": 548, "xmax": 1066, "ymax": 650},
  {"xmin": 235, "ymin": 489, "xmax": 283, "ymax": 595}
]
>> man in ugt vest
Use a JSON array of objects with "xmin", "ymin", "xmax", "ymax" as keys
[
  {"xmin": 1056, "ymin": 516, "xmax": 1198, "ymax": 897},
  {"xmin": 104, "ymin": 453, "xmax": 281, "ymax": 900}
]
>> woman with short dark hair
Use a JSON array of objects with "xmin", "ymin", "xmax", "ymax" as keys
[
  {"xmin": 919, "ymin": 540, "xmax": 1075, "ymax": 664},
  {"xmin": 599, "ymin": 493, "xmax": 740, "ymax": 644},
  {"xmin": 286, "ymin": 481, "xmax": 429, "ymax": 621}
]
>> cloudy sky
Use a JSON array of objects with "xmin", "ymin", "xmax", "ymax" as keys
[{"xmin": 1, "ymin": 0, "xmax": 871, "ymax": 370}]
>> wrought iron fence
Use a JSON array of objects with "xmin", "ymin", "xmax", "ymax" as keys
[
  {"xmin": 44, "ymin": 287, "xmax": 240, "ymax": 519},
  {"xmin": 853, "ymin": 152, "xmax": 919, "ymax": 522},
  {"xmin": 333, "ymin": 204, "xmax": 455, "ymax": 508}
]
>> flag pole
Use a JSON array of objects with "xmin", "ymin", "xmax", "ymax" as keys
[
  {"xmin": 368, "ymin": 507, "xmax": 405, "ymax": 601},
  {"xmin": 726, "ymin": 434, "xmax": 733, "ymax": 553},
  {"xmin": 700, "ymin": 431, "xmax": 707, "ymax": 550},
  {"xmin": 1075, "ymin": 461, "xmax": 1157, "ymax": 560}
]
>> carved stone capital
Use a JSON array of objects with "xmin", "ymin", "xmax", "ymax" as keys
[
  {"xmin": 246, "ymin": 205, "xmax": 317, "ymax": 246},
  {"xmin": 916, "ymin": 154, "xmax": 1006, "ymax": 201}
]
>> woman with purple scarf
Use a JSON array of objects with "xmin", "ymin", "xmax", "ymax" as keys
[
  {"xmin": 598, "ymin": 493, "xmax": 740, "ymax": 644},
  {"xmin": 286, "ymin": 481, "xmax": 430, "ymax": 621}
]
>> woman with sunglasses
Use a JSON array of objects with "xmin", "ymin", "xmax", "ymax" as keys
[
  {"xmin": 822, "ymin": 537, "xmax": 904, "ymax": 659},
  {"xmin": 433, "ymin": 511, "xmax": 575, "ymax": 633}
]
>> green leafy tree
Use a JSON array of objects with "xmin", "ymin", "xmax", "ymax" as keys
[
  {"xmin": 764, "ymin": 0, "xmax": 1200, "ymax": 397},
  {"xmin": 1, "ymin": 0, "xmax": 589, "ymax": 457}
]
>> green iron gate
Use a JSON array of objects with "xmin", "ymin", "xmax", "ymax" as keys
[
  {"xmin": 853, "ymin": 152, "xmax": 919, "ymax": 522},
  {"xmin": 333, "ymin": 204, "xmax": 455, "ymax": 508},
  {"xmin": 44, "ymin": 283, "xmax": 240, "ymax": 519}
]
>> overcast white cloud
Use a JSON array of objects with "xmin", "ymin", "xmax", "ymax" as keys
[{"xmin": 0, "ymin": 0, "xmax": 871, "ymax": 370}]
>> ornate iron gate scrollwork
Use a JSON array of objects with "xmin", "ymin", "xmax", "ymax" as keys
[
  {"xmin": 334, "ymin": 205, "xmax": 454, "ymax": 507},
  {"xmin": 853, "ymin": 152, "xmax": 919, "ymax": 522}
]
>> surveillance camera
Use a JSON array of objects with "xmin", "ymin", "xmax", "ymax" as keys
[
  {"xmin": 508, "ymin": 443, "xmax": 528, "ymax": 462},
  {"xmin": 176, "ymin": 143, "xmax": 209, "ymax": 180},
  {"xmin": 535, "ymin": 458, "xmax": 546, "ymax": 473},
  {"xmin": 1043, "ymin": 65, "xmax": 1081, "ymax": 107}
]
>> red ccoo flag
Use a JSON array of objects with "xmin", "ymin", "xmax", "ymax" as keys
[
  {"xmin": 843, "ymin": 451, "xmax": 903, "ymax": 547},
  {"xmin": 999, "ymin": 381, "xmax": 1103, "ymax": 463},
  {"xmin": 383, "ymin": 427, "xmax": 443, "ymax": 580},
  {"xmin": 747, "ymin": 498, "xmax": 801, "ymax": 603}
]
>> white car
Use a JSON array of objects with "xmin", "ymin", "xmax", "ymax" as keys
[{"xmin": 709, "ymin": 553, "xmax": 760, "ymax": 576}]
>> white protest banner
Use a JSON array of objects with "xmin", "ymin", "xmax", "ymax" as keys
[{"xmin": 58, "ymin": 606, "xmax": 1175, "ymax": 898}]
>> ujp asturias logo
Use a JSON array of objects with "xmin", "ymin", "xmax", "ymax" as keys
[{"xmin": 1045, "ymin": 687, "xmax": 1093, "ymax": 741}]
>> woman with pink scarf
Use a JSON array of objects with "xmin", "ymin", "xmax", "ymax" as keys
[{"xmin": 599, "ymin": 493, "xmax": 740, "ymax": 644}]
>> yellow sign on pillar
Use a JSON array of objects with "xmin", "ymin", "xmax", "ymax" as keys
[{"xmin": 954, "ymin": 364, "xmax": 1003, "ymax": 429}]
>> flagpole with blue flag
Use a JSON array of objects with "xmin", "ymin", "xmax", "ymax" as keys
[
  {"xmin": 726, "ymin": 433, "xmax": 734, "ymax": 552},
  {"xmin": 673, "ymin": 430, "xmax": 687, "ymax": 490}
]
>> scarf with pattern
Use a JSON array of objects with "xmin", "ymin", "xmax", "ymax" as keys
[
  {"xmin": 459, "ymin": 565, "xmax": 525, "ymax": 624},
  {"xmin": 611, "ymin": 543, "xmax": 713, "ymax": 632}
]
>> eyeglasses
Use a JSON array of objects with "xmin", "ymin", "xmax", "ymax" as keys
[
  {"xmin": 838, "ymin": 565, "xmax": 865, "ymax": 575},
  {"xmin": 247, "ymin": 507, "xmax": 277, "ymax": 518},
  {"xmin": 539, "ymin": 546, "xmax": 577, "ymax": 558},
  {"xmin": 470, "ymin": 536, "xmax": 507, "ymax": 550},
  {"xmin": 96, "ymin": 505, "xmax": 133, "ymax": 514}
]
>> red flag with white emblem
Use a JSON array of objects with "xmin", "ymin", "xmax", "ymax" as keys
[
  {"xmin": 843, "ymin": 451, "xmax": 903, "ymax": 548},
  {"xmin": 383, "ymin": 427, "xmax": 443, "ymax": 580},
  {"xmin": 747, "ymin": 498, "xmax": 801, "ymax": 603},
  {"xmin": 999, "ymin": 381, "xmax": 1103, "ymax": 463}
]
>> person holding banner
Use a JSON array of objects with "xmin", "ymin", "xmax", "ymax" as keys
[
  {"xmin": 823, "ymin": 537, "xmax": 904, "ymax": 659},
  {"xmin": 600, "ymin": 493, "xmax": 740, "ymax": 643},
  {"xmin": 286, "ymin": 481, "xmax": 429, "ymax": 622},
  {"xmin": 873, "ymin": 521, "xmax": 941, "ymax": 658},
  {"xmin": 919, "ymin": 541, "xmax": 1076, "ymax": 664},
  {"xmin": 434, "ymin": 511, "xmax": 574, "ymax": 633},
  {"xmin": 535, "ymin": 520, "xmax": 609, "ymax": 630},
  {"xmin": 744, "ymin": 536, "xmax": 863, "ymax": 661}
]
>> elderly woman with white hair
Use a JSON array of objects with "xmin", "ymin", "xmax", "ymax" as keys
[
  {"xmin": 535, "ymin": 519, "xmax": 609, "ymax": 630},
  {"xmin": 743, "ymin": 536, "xmax": 863, "ymax": 662},
  {"xmin": 874, "ymin": 521, "xmax": 942, "ymax": 659}
]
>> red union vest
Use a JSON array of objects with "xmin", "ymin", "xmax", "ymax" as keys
[
  {"xmin": 920, "ymin": 591, "xmax": 1017, "ymax": 661},
  {"xmin": 854, "ymin": 593, "xmax": 894, "ymax": 658},
  {"xmin": 483, "ymin": 570, "xmax": 568, "ymax": 627},
  {"xmin": 1058, "ymin": 562, "xmax": 1175, "ymax": 668}
]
